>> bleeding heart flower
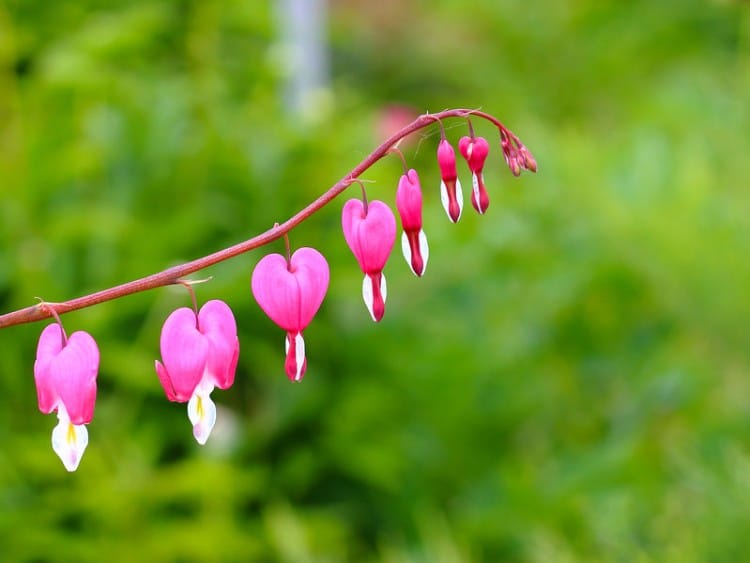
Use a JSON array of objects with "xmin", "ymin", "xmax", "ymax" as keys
[
  {"xmin": 342, "ymin": 198, "xmax": 396, "ymax": 321},
  {"xmin": 437, "ymin": 139, "xmax": 463, "ymax": 223},
  {"xmin": 34, "ymin": 323, "xmax": 99, "ymax": 471},
  {"xmin": 396, "ymin": 169, "xmax": 428, "ymax": 276},
  {"xmin": 251, "ymin": 247, "xmax": 329, "ymax": 382},
  {"xmin": 155, "ymin": 299, "xmax": 239, "ymax": 445},
  {"xmin": 459, "ymin": 135, "xmax": 491, "ymax": 214}
]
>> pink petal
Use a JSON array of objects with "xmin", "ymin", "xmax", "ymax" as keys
[
  {"xmin": 458, "ymin": 136, "xmax": 472, "ymax": 161},
  {"xmin": 157, "ymin": 307, "xmax": 209, "ymax": 402},
  {"xmin": 341, "ymin": 199, "xmax": 366, "ymax": 269},
  {"xmin": 289, "ymin": 247, "xmax": 330, "ymax": 327},
  {"xmin": 34, "ymin": 323, "xmax": 64, "ymax": 414},
  {"xmin": 36, "ymin": 323, "xmax": 65, "ymax": 358},
  {"xmin": 396, "ymin": 169, "xmax": 423, "ymax": 232},
  {"xmin": 459, "ymin": 136, "xmax": 490, "ymax": 173},
  {"xmin": 437, "ymin": 139, "xmax": 458, "ymax": 181},
  {"xmin": 252, "ymin": 253, "xmax": 298, "ymax": 329},
  {"xmin": 198, "ymin": 300, "xmax": 239, "ymax": 390},
  {"xmin": 251, "ymin": 248, "xmax": 329, "ymax": 332},
  {"xmin": 51, "ymin": 330, "xmax": 99, "ymax": 425},
  {"xmin": 342, "ymin": 199, "xmax": 396, "ymax": 274},
  {"xmin": 472, "ymin": 137, "xmax": 490, "ymax": 169},
  {"xmin": 155, "ymin": 360, "xmax": 179, "ymax": 401}
]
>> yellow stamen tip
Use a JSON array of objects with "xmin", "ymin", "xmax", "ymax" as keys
[{"xmin": 66, "ymin": 422, "xmax": 76, "ymax": 445}]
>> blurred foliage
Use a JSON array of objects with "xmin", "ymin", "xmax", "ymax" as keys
[{"xmin": 1, "ymin": 0, "xmax": 749, "ymax": 561}]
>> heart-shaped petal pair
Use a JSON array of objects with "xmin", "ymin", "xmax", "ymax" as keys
[{"xmin": 251, "ymin": 247, "xmax": 330, "ymax": 381}]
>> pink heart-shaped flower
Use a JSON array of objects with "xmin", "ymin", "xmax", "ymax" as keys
[
  {"xmin": 251, "ymin": 247, "xmax": 330, "ymax": 381},
  {"xmin": 34, "ymin": 322, "xmax": 99, "ymax": 471},
  {"xmin": 341, "ymin": 199, "xmax": 396, "ymax": 275},
  {"xmin": 342, "ymin": 198, "xmax": 397, "ymax": 321},
  {"xmin": 34, "ymin": 323, "xmax": 99, "ymax": 425},
  {"xmin": 155, "ymin": 299, "xmax": 239, "ymax": 444},
  {"xmin": 251, "ymin": 247, "xmax": 329, "ymax": 332}
]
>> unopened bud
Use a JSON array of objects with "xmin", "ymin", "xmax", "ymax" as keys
[
  {"xmin": 509, "ymin": 152, "xmax": 522, "ymax": 177},
  {"xmin": 520, "ymin": 146, "xmax": 537, "ymax": 173}
]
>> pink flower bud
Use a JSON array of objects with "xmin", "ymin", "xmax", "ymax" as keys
[
  {"xmin": 519, "ymin": 145, "xmax": 537, "ymax": 172},
  {"xmin": 251, "ymin": 247, "xmax": 329, "ymax": 382},
  {"xmin": 436, "ymin": 139, "xmax": 463, "ymax": 223},
  {"xmin": 502, "ymin": 137, "xmax": 532, "ymax": 177},
  {"xmin": 459, "ymin": 136, "xmax": 491, "ymax": 214},
  {"xmin": 342, "ymin": 199, "xmax": 396, "ymax": 321},
  {"xmin": 396, "ymin": 169, "xmax": 429, "ymax": 276},
  {"xmin": 34, "ymin": 323, "xmax": 99, "ymax": 471}
]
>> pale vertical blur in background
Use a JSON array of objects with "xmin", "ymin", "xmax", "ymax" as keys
[{"xmin": 276, "ymin": 0, "xmax": 330, "ymax": 122}]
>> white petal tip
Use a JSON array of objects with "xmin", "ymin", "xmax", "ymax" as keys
[
  {"xmin": 455, "ymin": 178, "xmax": 464, "ymax": 220},
  {"xmin": 286, "ymin": 332, "xmax": 306, "ymax": 381},
  {"xmin": 440, "ymin": 180, "xmax": 463, "ymax": 223},
  {"xmin": 52, "ymin": 417, "xmax": 88, "ymax": 472},
  {"xmin": 193, "ymin": 426, "xmax": 210, "ymax": 445},
  {"xmin": 401, "ymin": 231, "xmax": 429, "ymax": 277},
  {"xmin": 188, "ymin": 391, "xmax": 217, "ymax": 445},
  {"xmin": 419, "ymin": 230, "xmax": 429, "ymax": 275},
  {"xmin": 400, "ymin": 232, "xmax": 413, "ymax": 275},
  {"xmin": 439, "ymin": 180, "xmax": 450, "ymax": 220},
  {"xmin": 362, "ymin": 274, "xmax": 375, "ymax": 321},
  {"xmin": 362, "ymin": 273, "xmax": 387, "ymax": 322}
]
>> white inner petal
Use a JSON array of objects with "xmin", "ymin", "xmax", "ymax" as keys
[
  {"xmin": 51, "ymin": 404, "xmax": 88, "ymax": 472},
  {"xmin": 440, "ymin": 180, "xmax": 450, "ymax": 220},
  {"xmin": 362, "ymin": 273, "xmax": 387, "ymax": 321},
  {"xmin": 293, "ymin": 332, "xmax": 305, "ymax": 382},
  {"xmin": 362, "ymin": 274, "xmax": 375, "ymax": 321},
  {"xmin": 188, "ymin": 386, "xmax": 217, "ymax": 446},
  {"xmin": 419, "ymin": 229, "xmax": 429, "ymax": 273},
  {"xmin": 455, "ymin": 178, "xmax": 464, "ymax": 219},
  {"xmin": 472, "ymin": 172, "xmax": 481, "ymax": 204},
  {"xmin": 400, "ymin": 231, "xmax": 414, "ymax": 275}
]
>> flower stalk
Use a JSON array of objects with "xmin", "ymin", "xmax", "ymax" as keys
[{"xmin": 0, "ymin": 108, "xmax": 534, "ymax": 329}]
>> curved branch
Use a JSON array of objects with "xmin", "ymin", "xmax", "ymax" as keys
[{"xmin": 0, "ymin": 108, "xmax": 531, "ymax": 329}]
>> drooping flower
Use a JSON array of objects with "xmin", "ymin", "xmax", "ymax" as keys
[
  {"xmin": 342, "ymin": 198, "xmax": 396, "ymax": 321},
  {"xmin": 155, "ymin": 299, "xmax": 239, "ymax": 445},
  {"xmin": 437, "ymin": 139, "xmax": 463, "ymax": 223},
  {"xmin": 396, "ymin": 168, "xmax": 428, "ymax": 276},
  {"xmin": 251, "ymin": 247, "xmax": 329, "ymax": 381},
  {"xmin": 34, "ymin": 323, "xmax": 99, "ymax": 471},
  {"xmin": 459, "ymin": 135, "xmax": 491, "ymax": 215}
]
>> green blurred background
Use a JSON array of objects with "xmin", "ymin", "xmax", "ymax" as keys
[{"xmin": 1, "ymin": 0, "xmax": 749, "ymax": 561}]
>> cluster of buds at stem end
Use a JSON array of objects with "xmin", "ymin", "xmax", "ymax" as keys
[
  {"xmin": 501, "ymin": 135, "xmax": 537, "ymax": 177},
  {"xmin": 20, "ymin": 109, "xmax": 534, "ymax": 470}
]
